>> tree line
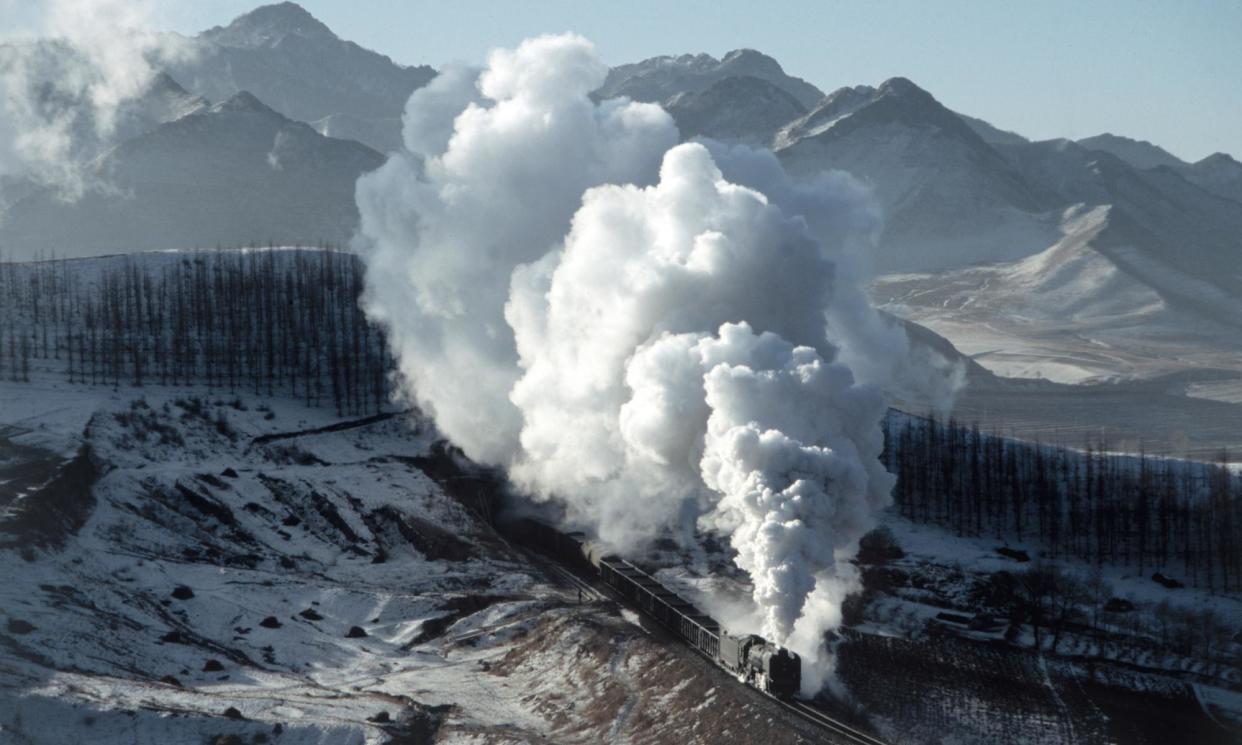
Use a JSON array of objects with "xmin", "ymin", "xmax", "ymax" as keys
[
  {"xmin": 0, "ymin": 246, "xmax": 392, "ymax": 416},
  {"xmin": 3, "ymin": 249, "xmax": 1238, "ymax": 593},
  {"xmin": 883, "ymin": 413, "xmax": 1242, "ymax": 593}
]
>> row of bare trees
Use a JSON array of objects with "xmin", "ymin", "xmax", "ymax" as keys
[
  {"xmin": 884, "ymin": 413, "xmax": 1242, "ymax": 593},
  {"xmin": 0, "ymin": 247, "xmax": 393, "ymax": 416}
]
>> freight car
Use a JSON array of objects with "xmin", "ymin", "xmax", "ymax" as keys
[{"xmin": 511, "ymin": 517, "xmax": 802, "ymax": 698}]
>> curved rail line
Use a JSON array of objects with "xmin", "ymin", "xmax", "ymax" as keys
[{"xmin": 521, "ymin": 535, "xmax": 891, "ymax": 744}]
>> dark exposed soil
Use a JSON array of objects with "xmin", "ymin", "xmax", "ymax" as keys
[{"xmin": 0, "ymin": 446, "xmax": 98, "ymax": 550}]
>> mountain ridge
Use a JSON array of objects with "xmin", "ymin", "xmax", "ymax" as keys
[
  {"xmin": 599, "ymin": 48, "xmax": 825, "ymax": 109},
  {"xmin": 0, "ymin": 89, "xmax": 383, "ymax": 257},
  {"xmin": 166, "ymin": 2, "xmax": 435, "ymax": 153}
]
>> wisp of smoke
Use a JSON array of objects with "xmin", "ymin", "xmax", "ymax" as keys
[
  {"xmin": 357, "ymin": 33, "xmax": 960, "ymax": 693},
  {"xmin": 0, "ymin": 0, "xmax": 192, "ymax": 198}
]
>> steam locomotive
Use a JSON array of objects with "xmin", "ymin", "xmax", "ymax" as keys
[{"xmin": 511, "ymin": 517, "xmax": 802, "ymax": 698}]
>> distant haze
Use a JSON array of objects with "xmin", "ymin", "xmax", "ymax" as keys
[{"xmin": 17, "ymin": 0, "xmax": 1235, "ymax": 163}]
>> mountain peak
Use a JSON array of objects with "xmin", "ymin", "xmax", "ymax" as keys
[
  {"xmin": 878, "ymin": 76, "xmax": 932, "ymax": 99},
  {"xmin": 665, "ymin": 75, "xmax": 807, "ymax": 144},
  {"xmin": 720, "ymin": 48, "xmax": 783, "ymax": 73},
  {"xmin": 1196, "ymin": 152, "xmax": 1240, "ymax": 168},
  {"xmin": 1077, "ymin": 133, "xmax": 1187, "ymax": 170},
  {"xmin": 602, "ymin": 48, "xmax": 824, "ymax": 109},
  {"xmin": 147, "ymin": 71, "xmax": 190, "ymax": 96},
  {"xmin": 204, "ymin": 2, "xmax": 335, "ymax": 47},
  {"xmin": 212, "ymin": 90, "xmax": 281, "ymax": 116}
]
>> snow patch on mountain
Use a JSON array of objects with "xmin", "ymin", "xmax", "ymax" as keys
[{"xmin": 871, "ymin": 204, "xmax": 1242, "ymax": 384}]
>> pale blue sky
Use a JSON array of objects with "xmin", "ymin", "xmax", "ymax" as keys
[{"xmin": 11, "ymin": 1, "xmax": 1242, "ymax": 161}]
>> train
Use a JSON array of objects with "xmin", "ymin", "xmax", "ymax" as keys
[{"xmin": 510, "ymin": 517, "xmax": 802, "ymax": 699}]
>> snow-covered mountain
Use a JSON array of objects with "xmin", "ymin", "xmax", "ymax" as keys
[
  {"xmin": 3, "ymin": 13, "xmax": 1239, "ymax": 415},
  {"xmin": 166, "ymin": 2, "xmax": 434, "ymax": 153},
  {"xmin": 1072, "ymin": 135, "xmax": 1242, "ymax": 204},
  {"xmin": 664, "ymin": 75, "xmax": 808, "ymax": 145},
  {"xmin": 0, "ymin": 40, "xmax": 208, "ymax": 176},
  {"xmin": 998, "ymin": 138, "xmax": 1242, "ymax": 305},
  {"xmin": 599, "ymin": 48, "xmax": 825, "ymax": 109},
  {"xmin": 870, "ymin": 136, "xmax": 1242, "ymax": 388},
  {"xmin": 0, "ymin": 92, "xmax": 383, "ymax": 258},
  {"xmin": 602, "ymin": 49, "xmax": 1242, "ymax": 390},
  {"xmin": 872, "ymin": 204, "xmax": 1242, "ymax": 381},
  {"xmin": 774, "ymin": 78, "xmax": 1054, "ymax": 273},
  {"xmin": 109, "ymin": 71, "xmax": 212, "ymax": 145}
]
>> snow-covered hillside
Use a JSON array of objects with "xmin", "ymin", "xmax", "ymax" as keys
[
  {"xmin": 871, "ymin": 204, "xmax": 1242, "ymax": 385},
  {"xmin": 0, "ymin": 248, "xmax": 837, "ymax": 744},
  {"xmin": 0, "ymin": 377, "xmax": 832, "ymax": 744}
]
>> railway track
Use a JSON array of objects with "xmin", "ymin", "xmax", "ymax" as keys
[
  {"xmin": 779, "ymin": 698, "xmax": 889, "ymax": 745},
  {"xmin": 523, "ymin": 546, "xmax": 607, "ymax": 602},
  {"xmin": 525, "ymin": 540, "xmax": 890, "ymax": 744}
]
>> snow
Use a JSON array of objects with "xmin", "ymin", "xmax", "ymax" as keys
[
  {"xmin": 0, "ymin": 366, "xmax": 825, "ymax": 742},
  {"xmin": 872, "ymin": 205, "xmax": 1242, "ymax": 388},
  {"xmin": 0, "ymin": 376, "xmax": 538, "ymax": 742}
]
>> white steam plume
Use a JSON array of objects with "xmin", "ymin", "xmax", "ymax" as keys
[
  {"xmin": 0, "ymin": 0, "xmax": 192, "ymax": 198},
  {"xmin": 356, "ymin": 34, "xmax": 677, "ymax": 466},
  {"xmin": 357, "ymin": 33, "xmax": 959, "ymax": 692}
]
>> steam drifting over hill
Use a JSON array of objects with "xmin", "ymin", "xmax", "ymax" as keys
[{"xmin": 355, "ymin": 33, "xmax": 961, "ymax": 689}]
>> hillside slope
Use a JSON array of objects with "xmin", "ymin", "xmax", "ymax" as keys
[
  {"xmin": 873, "ymin": 204, "xmax": 1242, "ymax": 377},
  {"xmin": 0, "ymin": 252, "xmax": 826, "ymax": 744}
]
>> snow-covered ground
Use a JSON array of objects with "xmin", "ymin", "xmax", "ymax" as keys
[
  {"xmin": 872, "ymin": 207, "xmax": 1242, "ymax": 389},
  {"xmin": 0, "ymin": 378, "xmax": 822, "ymax": 744},
  {"xmin": 654, "ymin": 507, "xmax": 1242, "ymax": 743}
]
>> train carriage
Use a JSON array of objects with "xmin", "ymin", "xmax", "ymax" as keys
[{"xmin": 509, "ymin": 517, "xmax": 801, "ymax": 698}]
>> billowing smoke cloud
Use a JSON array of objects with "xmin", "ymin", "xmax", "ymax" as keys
[
  {"xmin": 356, "ymin": 34, "xmax": 677, "ymax": 466},
  {"xmin": 0, "ymin": 0, "xmax": 192, "ymax": 198},
  {"xmin": 357, "ymin": 33, "xmax": 958, "ymax": 691}
]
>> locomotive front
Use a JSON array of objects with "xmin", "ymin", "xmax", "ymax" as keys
[{"xmin": 751, "ymin": 644, "xmax": 801, "ymax": 698}]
